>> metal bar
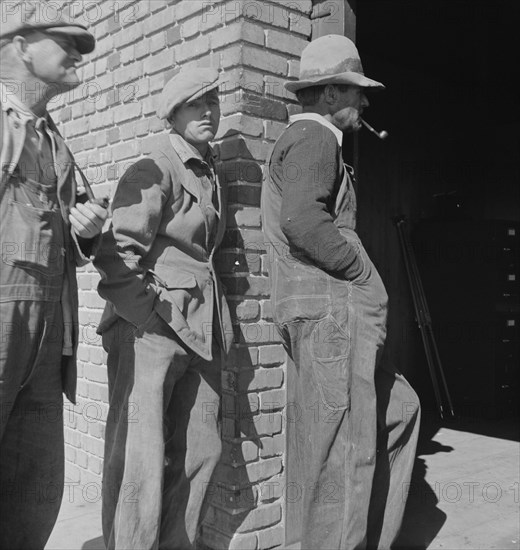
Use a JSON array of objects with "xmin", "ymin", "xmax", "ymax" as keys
[
  {"xmin": 400, "ymin": 218, "xmax": 455, "ymax": 417},
  {"xmin": 395, "ymin": 217, "xmax": 445, "ymax": 417},
  {"xmin": 425, "ymin": 325, "xmax": 455, "ymax": 417}
]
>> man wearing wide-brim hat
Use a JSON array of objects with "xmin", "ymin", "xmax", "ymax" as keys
[
  {"xmin": 262, "ymin": 34, "xmax": 421, "ymax": 549},
  {"xmin": 0, "ymin": 1, "xmax": 106, "ymax": 548},
  {"xmin": 94, "ymin": 67, "xmax": 232, "ymax": 550}
]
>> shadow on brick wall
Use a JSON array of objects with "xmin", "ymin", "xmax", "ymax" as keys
[
  {"xmin": 201, "ymin": 133, "xmax": 274, "ymax": 549},
  {"xmin": 201, "ymin": 346, "xmax": 263, "ymax": 550}
]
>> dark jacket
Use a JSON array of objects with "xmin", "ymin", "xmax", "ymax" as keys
[
  {"xmin": 0, "ymin": 101, "xmax": 95, "ymax": 404},
  {"xmin": 262, "ymin": 116, "xmax": 363, "ymax": 325}
]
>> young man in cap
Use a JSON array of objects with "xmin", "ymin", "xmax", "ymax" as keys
[
  {"xmin": 94, "ymin": 67, "xmax": 232, "ymax": 550},
  {"xmin": 0, "ymin": 1, "xmax": 107, "ymax": 547},
  {"xmin": 262, "ymin": 34, "xmax": 421, "ymax": 549}
]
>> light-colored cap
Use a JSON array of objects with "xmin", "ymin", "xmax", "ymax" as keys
[
  {"xmin": 157, "ymin": 67, "xmax": 227, "ymax": 120},
  {"xmin": 0, "ymin": 0, "xmax": 95, "ymax": 54}
]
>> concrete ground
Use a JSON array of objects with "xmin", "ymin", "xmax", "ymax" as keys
[
  {"xmin": 45, "ymin": 415, "xmax": 519, "ymax": 550},
  {"xmin": 45, "ymin": 484, "xmax": 103, "ymax": 550},
  {"xmin": 395, "ymin": 414, "xmax": 520, "ymax": 550}
]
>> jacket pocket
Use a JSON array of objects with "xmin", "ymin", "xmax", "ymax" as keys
[
  {"xmin": 148, "ymin": 264, "xmax": 197, "ymax": 289},
  {"xmin": 2, "ymin": 199, "xmax": 64, "ymax": 278},
  {"xmin": 147, "ymin": 265, "xmax": 198, "ymax": 320}
]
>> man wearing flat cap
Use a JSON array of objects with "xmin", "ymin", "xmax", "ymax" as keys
[
  {"xmin": 0, "ymin": 1, "xmax": 106, "ymax": 547},
  {"xmin": 262, "ymin": 35, "xmax": 421, "ymax": 549},
  {"xmin": 94, "ymin": 67, "xmax": 232, "ymax": 549}
]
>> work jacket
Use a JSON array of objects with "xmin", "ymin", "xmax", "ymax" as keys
[
  {"xmin": 0, "ymin": 96, "xmax": 95, "ymax": 403},
  {"xmin": 95, "ymin": 133, "xmax": 233, "ymax": 361}
]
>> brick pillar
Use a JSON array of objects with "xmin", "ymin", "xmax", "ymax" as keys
[
  {"xmin": 201, "ymin": 4, "xmax": 312, "ymax": 549},
  {"xmin": 50, "ymin": 1, "xmax": 312, "ymax": 547}
]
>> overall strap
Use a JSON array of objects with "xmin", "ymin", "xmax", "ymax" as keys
[{"xmin": 0, "ymin": 109, "xmax": 17, "ymax": 203}]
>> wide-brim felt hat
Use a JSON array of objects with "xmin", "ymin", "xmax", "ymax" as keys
[
  {"xmin": 285, "ymin": 34, "xmax": 384, "ymax": 93},
  {"xmin": 157, "ymin": 68, "xmax": 228, "ymax": 120},
  {"xmin": 0, "ymin": 0, "xmax": 95, "ymax": 54}
]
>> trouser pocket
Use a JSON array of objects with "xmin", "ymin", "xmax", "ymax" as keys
[{"xmin": 310, "ymin": 315, "xmax": 351, "ymax": 410}]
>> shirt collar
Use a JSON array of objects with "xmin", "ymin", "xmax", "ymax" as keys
[
  {"xmin": 169, "ymin": 132, "xmax": 216, "ymax": 166},
  {"xmin": 0, "ymin": 81, "xmax": 47, "ymax": 127},
  {"xmin": 1, "ymin": 82, "xmax": 34, "ymax": 120},
  {"xmin": 288, "ymin": 112, "xmax": 343, "ymax": 146}
]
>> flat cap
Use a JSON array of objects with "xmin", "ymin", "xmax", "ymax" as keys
[
  {"xmin": 157, "ymin": 68, "xmax": 227, "ymax": 120},
  {"xmin": 0, "ymin": 0, "xmax": 95, "ymax": 54}
]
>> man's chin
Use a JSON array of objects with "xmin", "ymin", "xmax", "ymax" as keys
[
  {"xmin": 61, "ymin": 78, "xmax": 81, "ymax": 90},
  {"xmin": 341, "ymin": 123, "xmax": 360, "ymax": 134},
  {"xmin": 198, "ymin": 130, "xmax": 216, "ymax": 141},
  {"xmin": 45, "ymin": 78, "xmax": 81, "ymax": 95},
  {"xmin": 333, "ymin": 114, "xmax": 360, "ymax": 134}
]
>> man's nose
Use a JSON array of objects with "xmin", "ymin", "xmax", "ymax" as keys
[
  {"xmin": 361, "ymin": 93, "xmax": 370, "ymax": 108},
  {"xmin": 69, "ymin": 47, "xmax": 82, "ymax": 63}
]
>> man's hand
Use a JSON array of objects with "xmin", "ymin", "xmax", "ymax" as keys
[{"xmin": 69, "ymin": 202, "xmax": 108, "ymax": 239}]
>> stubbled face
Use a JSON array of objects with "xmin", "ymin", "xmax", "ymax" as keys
[
  {"xmin": 170, "ymin": 89, "xmax": 221, "ymax": 152},
  {"xmin": 330, "ymin": 85, "xmax": 369, "ymax": 133},
  {"xmin": 23, "ymin": 31, "xmax": 83, "ymax": 91}
]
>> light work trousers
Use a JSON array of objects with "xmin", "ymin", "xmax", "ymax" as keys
[{"xmin": 101, "ymin": 312, "xmax": 222, "ymax": 550}]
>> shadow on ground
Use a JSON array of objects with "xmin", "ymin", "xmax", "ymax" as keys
[
  {"xmin": 395, "ymin": 408, "xmax": 519, "ymax": 549},
  {"xmin": 82, "ymin": 537, "xmax": 104, "ymax": 550},
  {"xmin": 394, "ymin": 414, "xmax": 450, "ymax": 549}
]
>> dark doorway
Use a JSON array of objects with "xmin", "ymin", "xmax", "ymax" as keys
[
  {"xmin": 354, "ymin": 3, "xmax": 520, "ymax": 547},
  {"xmin": 356, "ymin": 0, "xmax": 520, "ymax": 412}
]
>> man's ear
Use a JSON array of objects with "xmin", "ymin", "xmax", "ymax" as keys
[
  {"xmin": 167, "ymin": 108, "xmax": 179, "ymax": 128},
  {"xmin": 12, "ymin": 35, "xmax": 30, "ymax": 62},
  {"xmin": 323, "ymin": 84, "xmax": 339, "ymax": 105}
]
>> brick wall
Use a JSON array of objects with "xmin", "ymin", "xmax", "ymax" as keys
[{"xmin": 50, "ymin": 1, "xmax": 312, "ymax": 547}]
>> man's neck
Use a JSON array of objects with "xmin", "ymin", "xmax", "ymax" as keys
[
  {"xmin": 192, "ymin": 142, "xmax": 209, "ymax": 158},
  {"xmin": 302, "ymin": 106, "xmax": 336, "ymax": 129}
]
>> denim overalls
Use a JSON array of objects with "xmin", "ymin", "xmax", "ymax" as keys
[{"xmin": 266, "ymin": 155, "xmax": 421, "ymax": 549}]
